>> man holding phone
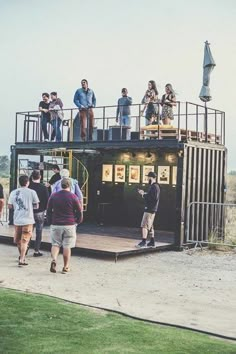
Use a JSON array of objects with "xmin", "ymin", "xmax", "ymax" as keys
[{"xmin": 136, "ymin": 171, "xmax": 160, "ymax": 248}]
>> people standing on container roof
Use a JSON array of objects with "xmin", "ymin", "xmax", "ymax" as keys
[
  {"xmin": 116, "ymin": 88, "xmax": 132, "ymax": 139},
  {"xmin": 116, "ymin": 88, "xmax": 132, "ymax": 126},
  {"xmin": 73, "ymin": 79, "xmax": 96, "ymax": 141},
  {"xmin": 38, "ymin": 93, "xmax": 51, "ymax": 142},
  {"xmin": 141, "ymin": 80, "xmax": 160, "ymax": 125},
  {"xmin": 161, "ymin": 83, "xmax": 176, "ymax": 125},
  {"xmin": 49, "ymin": 92, "xmax": 63, "ymax": 142}
]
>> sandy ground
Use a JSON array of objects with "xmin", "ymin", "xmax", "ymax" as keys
[{"xmin": 0, "ymin": 244, "xmax": 235, "ymax": 338}]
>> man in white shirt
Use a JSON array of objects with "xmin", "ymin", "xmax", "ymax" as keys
[{"xmin": 8, "ymin": 175, "xmax": 39, "ymax": 267}]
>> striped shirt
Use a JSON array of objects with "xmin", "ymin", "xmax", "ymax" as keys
[{"xmin": 47, "ymin": 190, "xmax": 82, "ymax": 225}]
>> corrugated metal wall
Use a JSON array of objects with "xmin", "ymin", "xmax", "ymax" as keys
[{"xmin": 182, "ymin": 143, "xmax": 227, "ymax": 244}]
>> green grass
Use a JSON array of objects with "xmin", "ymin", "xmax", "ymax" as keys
[{"xmin": 0, "ymin": 289, "xmax": 235, "ymax": 354}]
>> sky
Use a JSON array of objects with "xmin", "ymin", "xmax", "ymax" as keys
[{"xmin": 0, "ymin": 0, "xmax": 236, "ymax": 170}]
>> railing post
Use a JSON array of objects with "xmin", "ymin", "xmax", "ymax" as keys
[
  {"xmin": 86, "ymin": 109, "xmax": 89, "ymax": 141},
  {"xmin": 15, "ymin": 113, "xmax": 18, "ymax": 143},
  {"xmin": 138, "ymin": 104, "xmax": 141, "ymax": 137},
  {"xmin": 204, "ymin": 102, "xmax": 208, "ymax": 142},
  {"xmin": 223, "ymin": 112, "xmax": 225, "ymax": 145},
  {"xmin": 185, "ymin": 102, "xmax": 188, "ymax": 140},
  {"xmin": 70, "ymin": 109, "xmax": 73, "ymax": 142},
  {"xmin": 196, "ymin": 105, "xmax": 199, "ymax": 142},
  {"xmin": 177, "ymin": 102, "xmax": 180, "ymax": 141},
  {"xmin": 215, "ymin": 110, "xmax": 217, "ymax": 144},
  {"xmin": 102, "ymin": 106, "xmax": 105, "ymax": 141},
  {"xmin": 27, "ymin": 113, "xmax": 30, "ymax": 142}
]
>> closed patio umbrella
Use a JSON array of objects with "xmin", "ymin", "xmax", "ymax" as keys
[
  {"xmin": 199, "ymin": 41, "xmax": 216, "ymax": 140},
  {"xmin": 199, "ymin": 40, "xmax": 216, "ymax": 102}
]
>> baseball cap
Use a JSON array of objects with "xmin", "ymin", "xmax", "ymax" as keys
[{"xmin": 146, "ymin": 171, "xmax": 157, "ymax": 178}]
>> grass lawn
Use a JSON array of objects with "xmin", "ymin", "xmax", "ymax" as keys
[{"xmin": 0, "ymin": 289, "xmax": 235, "ymax": 354}]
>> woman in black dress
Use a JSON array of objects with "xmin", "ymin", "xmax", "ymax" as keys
[{"xmin": 141, "ymin": 80, "xmax": 159, "ymax": 124}]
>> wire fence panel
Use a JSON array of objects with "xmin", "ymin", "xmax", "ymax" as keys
[{"xmin": 186, "ymin": 202, "xmax": 236, "ymax": 246}]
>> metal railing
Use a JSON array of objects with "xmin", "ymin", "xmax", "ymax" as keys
[
  {"xmin": 15, "ymin": 102, "xmax": 225, "ymax": 145},
  {"xmin": 186, "ymin": 202, "xmax": 236, "ymax": 247}
]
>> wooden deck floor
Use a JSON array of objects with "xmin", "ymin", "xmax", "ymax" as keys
[{"xmin": 0, "ymin": 223, "xmax": 175, "ymax": 261}]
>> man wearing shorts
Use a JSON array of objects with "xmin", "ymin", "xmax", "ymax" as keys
[
  {"xmin": 136, "ymin": 172, "xmax": 160, "ymax": 248},
  {"xmin": 47, "ymin": 178, "xmax": 82, "ymax": 274},
  {"xmin": 8, "ymin": 175, "xmax": 39, "ymax": 266}
]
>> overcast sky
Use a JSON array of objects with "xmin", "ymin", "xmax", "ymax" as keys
[{"xmin": 0, "ymin": 0, "xmax": 235, "ymax": 169}]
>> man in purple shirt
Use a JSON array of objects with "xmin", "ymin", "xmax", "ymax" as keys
[{"xmin": 47, "ymin": 178, "xmax": 82, "ymax": 274}]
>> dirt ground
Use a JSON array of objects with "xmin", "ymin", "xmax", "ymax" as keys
[{"xmin": 0, "ymin": 244, "xmax": 235, "ymax": 338}]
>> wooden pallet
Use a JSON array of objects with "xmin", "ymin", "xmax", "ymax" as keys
[{"xmin": 140, "ymin": 125, "xmax": 220, "ymax": 143}]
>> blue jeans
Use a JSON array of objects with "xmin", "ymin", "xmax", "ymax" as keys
[
  {"xmin": 50, "ymin": 118, "xmax": 62, "ymax": 142},
  {"xmin": 119, "ymin": 115, "xmax": 131, "ymax": 139},
  {"xmin": 120, "ymin": 115, "xmax": 131, "ymax": 126},
  {"xmin": 41, "ymin": 113, "xmax": 50, "ymax": 140},
  {"xmin": 34, "ymin": 212, "xmax": 45, "ymax": 252}
]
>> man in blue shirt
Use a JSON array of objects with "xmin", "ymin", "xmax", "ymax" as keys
[{"xmin": 73, "ymin": 79, "xmax": 96, "ymax": 141}]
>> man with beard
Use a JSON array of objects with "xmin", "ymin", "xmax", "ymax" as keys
[
  {"xmin": 73, "ymin": 79, "xmax": 96, "ymax": 141},
  {"xmin": 136, "ymin": 171, "xmax": 160, "ymax": 248}
]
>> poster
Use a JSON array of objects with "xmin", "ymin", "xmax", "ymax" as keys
[
  {"xmin": 102, "ymin": 164, "xmax": 113, "ymax": 182},
  {"xmin": 172, "ymin": 166, "xmax": 177, "ymax": 185},
  {"xmin": 115, "ymin": 165, "xmax": 126, "ymax": 183},
  {"xmin": 142, "ymin": 165, "xmax": 155, "ymax": 184},
  {"xmin": 157, "ymin": 166, "xmax": 170, "ymax": 184},
  {"xmin": 129, "ymin": 165, "xmax": 140, "ymax": 183}
]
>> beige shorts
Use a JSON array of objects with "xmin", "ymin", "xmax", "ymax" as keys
[
  {"xmin": 141, "ymin": 212, "xmax": 156, "ymax": 230},
  {"xmin": 14, "ymin": 225, "xmax": 33, "ymax": 244},
  {"xmin": 50, "ymin": 225, "xmax": 77, "ymax": 248}
]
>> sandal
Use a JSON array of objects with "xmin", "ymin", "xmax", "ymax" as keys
[
  {"xmin": 18, "ymin": 261, "xmax": 28, "ymax": 267},
  {"xmin": 62, "ymin": 267, "xmax": 70, "ymax": 274},
  {"xmin": 50, "ymin": 260, "xmax": 56, "ymax": 273}
]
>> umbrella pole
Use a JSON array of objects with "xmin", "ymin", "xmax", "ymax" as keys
[{"xmin": 204, "ymin": 101, "xmax": 208, "ymax": 142}]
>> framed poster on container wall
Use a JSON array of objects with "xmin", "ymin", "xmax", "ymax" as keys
[
  {"xmin": 157, "ymin": 166, "xmax": 170, "ymax": 184},
  {"xmin": 142, "ymin": 165, "xmax": 155, "ymax": 184},
  {"xmin": 102, "ymin": 164, "xmax": 113, "ymax": 182},
  {"xmin": 114, "ymin": 165, "xmax": 126, "ymax": 183},
  {"xmin": 129, "ymin": 165, "xmax": 140, "ymax": 183}
]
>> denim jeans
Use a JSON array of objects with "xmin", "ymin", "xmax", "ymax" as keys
[
  {"xmin": 34, "ymin": 212, "xmax": 45, "ymax": 252},
  {"xmin": 119, "ymin": 115, "xmax": 131, "ymax": 139},
  {"xmin": 119, "ymin": 115, "xmax": 131, "ymax": 126},
  {"xmin": 50, "ymin": 118, "xmax": 62, "ymax": 142},
  {"xmin": 41, "ymin": 113, "xmax": 50, "ymax": 140}
]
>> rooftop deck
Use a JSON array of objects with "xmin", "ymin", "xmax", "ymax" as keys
[{"xmin": 14, "ymin": 102, "xmax": 225, "ymax": 150}]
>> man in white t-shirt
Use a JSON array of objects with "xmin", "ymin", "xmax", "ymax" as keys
[{"xmin": 8, "ymin": 175, "xmax": 39, "ymax": 267}]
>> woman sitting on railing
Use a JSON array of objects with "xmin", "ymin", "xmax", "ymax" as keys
[
  {"xmin": 161, "ymin": 83, "xmax": 176, "ymax": 125},
  {"xmin": 141, "ymin": 80, "xmax": 160, "ymax": 125}
]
